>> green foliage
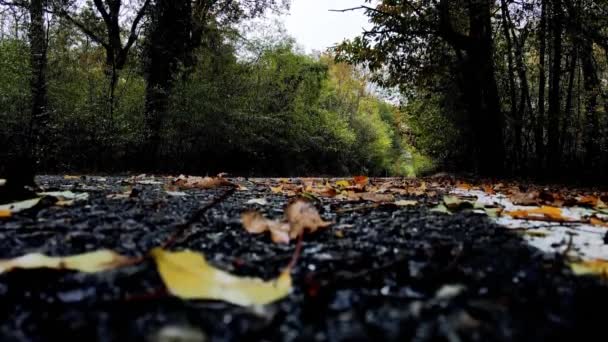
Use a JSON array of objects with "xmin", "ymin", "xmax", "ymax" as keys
[
  {"xmin": 0, "ymin": 39, "xmax": 30, "ymax": 157},
  {"xmin": 0, "ymin": 16, "xmax": 416, "ymax": 175}
]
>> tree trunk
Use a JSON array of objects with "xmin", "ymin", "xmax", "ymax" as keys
[
  {"xmin": 143, "ymin": 0, "xmax": 192, "ymax": 167},
  {"xmin": 466, "ymin": 0, "xmax": 505, "ymax": 175},
  {"xmin": 547, "ymin": 0, "xmax": 563, "ymax": 172},
  {"xmin": 438, "ymin": 0, "xmax": 505, "ymax": 176},
  {"xmin": 28, "ymin": 0, "xmax": 49, "ymax": 169},
  {"xmin": 536, "ymin": 0, "xmax": 548, "ymax": 173},
  {"xmin": 580, "ymin": 37, "xmax": 601, "ymax": 172},
  {"xmin": 500, "ymin": 0, "xmax": 520, "ymax": 171}
]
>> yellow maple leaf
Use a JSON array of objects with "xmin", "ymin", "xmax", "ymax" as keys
[
  {"xmin": 150, "ymin": 248, "xmax": 291, "ymax": 306},
  {"xmin": 0, "ymin": 250, "xmax": 132, "ymax": 274}
]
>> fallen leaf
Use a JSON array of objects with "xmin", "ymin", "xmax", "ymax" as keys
[
  {"xmin": 482, "ymin": 184, "xmax": 495, "ymax": 194},
  {"xmin": 63, "ymin": 175, "xmax": 80, "ymax": 180},
  {"xmin": 0, "ymin": 250, "xmax": 132, "ymax": 274},
  {"xmin": 505, "ymin": 206, "xmax": 568, "ymax": 222},
  {"xmin": 353, "ymin": 176, "xmax": 369, "ymax": 186},
  {"xmin": 577, "ymin": 195, "xmax": 600, "ymax": 208},
  {"xmin": 395, "ymin": 200, "xmax": 418, "ymax": 207},
  {"xmin": 173, "ymin": 175, "xmax": 233, "ymax": 189},
  {"xmin": 241, "ymin": 211, "xmax": 290, "ymax": 243},
  {"xmin": 510, "ymin": 191, "xmax": 540, "ymax": 206},
  {"xmin": 150, "ymin": 248, "xmax": 291, "ymax": 306},
  {"xmin": 359, "ymin": 193, "xmax": 395, "ymax": 203},
  {"xmin": 39, "ymin": 191, "xmax": 89, "ymax": 206},
  {"xmin": 0, "ymin": 198, "xmax": 42, "ymax": 213},
  {"xmin": 335, "ymin": 180, "xmax": 351, "ymax": 188},
  {"xmin": 246, "ymin": 198, "xmax": 268, "ymax": 206},
  {"xmin": 242, "ymin": 200, "xmax": 332, "ymax": 243},
  {"xmin": 285, "ymin": 200, "xmax": 332, "ymax": 239},
  {"xmin": 270, "ymin": 185, "xmax": 283, "ymax": 193},
  {"xmin": 590, "ymin": 217, "xmax": 608, "ymax": 228},
  {"xmin": 443, "ymin": 196, "xmax": 475, "ymax": 211},
  {"xmin": 457, "ymin": 182, "xmax": 473, "ymax": 190},
  {"xmin": 166, "ymin": 191, "xmax": 188, "ymax": 197},
  {"xmin": 570, "ymin": 259, "xmax": 608, "ymax": 276},
  {"xmin": 0, "ymin": 209, "xmax": 11, "ymax": 218}
]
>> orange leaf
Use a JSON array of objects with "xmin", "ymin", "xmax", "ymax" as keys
[
  {"xmin": 571, "ymin": 259, "xmax": 608, "ymax": 276},
  {"xmin": 0, "ymin": 209, "xmax": 11, "ymax": 218},
  {"xmin": 482, "ymin": 184, "xmax": 495, "ymax": 195},
  {"xmin": 270, "ymin": 185, "xmax": 284, "ymax": 194},
  {"xmin": 457, "ymin": 182, "xmax": 473, "ymax": 190},
  {"xmin": 577, "ymin": 195, "xmax": 599, "ymax": 207},
  {"xmin": 590, "ymin": 217, "xmax": 608, "ymax": 228},
  {"xmin": 353, "ymin": 176, "xmax": 369, "ymax": 186},
  {"xmin": 505, "ymin": 206, "xmax": 568, "ymax": 222}
]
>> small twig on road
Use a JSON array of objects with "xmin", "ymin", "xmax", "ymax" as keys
[
  {"xmin": 161, "ymin": 186, "xmax": 236, "ymax": 249},
  {"xmin": 286, "ymin": 233, "xmax": 304, "ymax": 271}
]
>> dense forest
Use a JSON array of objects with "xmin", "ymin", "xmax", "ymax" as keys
[
  {"xmin": 0, "ymin": 0, "xmax": 422, "ymax": 177},
  {"xmin": 337, "ymin": 0, "xmax": 608, "ymax": 180},
  {"xmin": 0, "ymin": 0, "xmax": 607, "ymax": 181}
]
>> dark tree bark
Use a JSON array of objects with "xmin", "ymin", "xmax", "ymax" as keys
[
  {"xmin": 143, "ymin": 0, "xmax": 192, "ymax": 166},
  {"xmin": 438, "ymin": 0, "xmax": 505, "ymax": 175},
  {"xmin": 547, "ymin": 0, "xmax": 563, "ymax": 171},
  {"xmin": 500, "ymin": 0, "xmax": 520, "ymax": 171},
  {"xmin": 536, "ymin": 0, "xmax": 548, "ymax": 172},
  {"xmin": 28, "ymin": 0, "xmax": 49, "ymax": 168},
  {"xmin": 580, "ymin": 37, "xmax": 601, "ymax": 171},
  {"xmin": 562, "ymin": 46, "xmax": 577, "ymax": 159}
]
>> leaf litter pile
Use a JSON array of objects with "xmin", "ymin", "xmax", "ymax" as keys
[{"xmin": 1, "ymin": 175, "xmax": 608, "ymax": 340}]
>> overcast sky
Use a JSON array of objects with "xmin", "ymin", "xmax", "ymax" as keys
[{"xmin": 279, "ymin": 0, "xmax": 370, "ymax": 53}]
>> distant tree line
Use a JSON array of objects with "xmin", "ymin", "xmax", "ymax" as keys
[
  {"xmin": 0, "ymin": 0, "xmax": 420, "ymax": 176},
  {"xmin": 336, "ymin": 0, "xmax": 608, "ymax": 181}
]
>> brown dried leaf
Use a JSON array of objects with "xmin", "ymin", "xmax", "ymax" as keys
[
  {"xmin": 173, "ymin": 175, "xmax": 233, "ymax": 189},
  {"xmin": 241, "ymin": 211, "xmax": 290, "ymax": 244},
  {"xmin": 241, "ymin": 200, "xmax": 332, "ymax": 243},
  {"xmin": 285, "ymin": 200, "xmax": 332, "ymax": 239}
]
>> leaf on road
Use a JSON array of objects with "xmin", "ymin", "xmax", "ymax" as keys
[
  {"xmin": 505, "ymin": 206, "xmax": 568, "ymax": 222},
  {"xmin": 285, "ymin": 200, "xmax": 332, "ymax": 239},
  {"xmin": 394, "ymin": 200, "xmax": 418, "ymax": 207},
  {"xmin": 0, "ymin": 198, "xmax": 42, "ymax": 213},
  {"xmin": 443, "ymin": 196, "xmax": 475, "ymax": 212},
  {"xmin": 173, "ymin": 175, "xmax": 233, "ymax": 189},
  {"xmin": 590, "ymin": 217, "xmax": 608, "ymax": 228},
  {"xmin": 509, "ymin": 191, "xmax": 540, "ymax": 206},
  {"xmin": 0, "ymin": 250, "xmax": 132, "ymax": 274},
  {"xmin": 241, "ymin": 211, "xmax": 290, "ymax": 243},
  {"xmin": 353, "ymin": 176, "xmax": 369, "ymax": 186},
  {"xmin": 335, "ymin": 180, "xmax": 350, "ymax": 188},
  {"xmin": 246, "ymin": 198, "xmax": 268, "ymax": 206},
  {"xmin": 150, "ymin": 248, "xmax": 292, "ymax": 306},
  {"xmin": 0, "ymin": 209, "xmax": 11, "ymax": 218},
  {"xmin": 39, "ymin": 191, "xmax": 89, "ymax": 206},
  {"xmin": 270, "ymin": 185, "xmax": 283, "ymax": 193},
  {"xmin": 570, "ymin": 259, "xmax": 608, "ymax": 276},
  {"xmin": 242, "ymin": 199, "xmax": 332, "ymax": 243},
  {"xmin": 0, "ymin": 191, "xmax": 89, "ymax": 213}
]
